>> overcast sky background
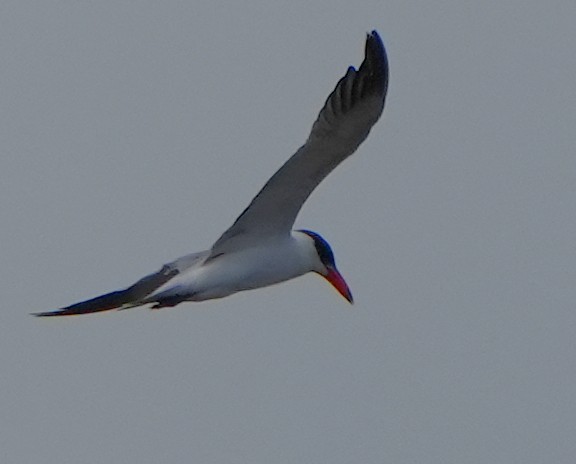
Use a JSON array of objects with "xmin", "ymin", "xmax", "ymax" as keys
[{"xmin": 2, "ymin": 1, "xmax": 575, "ymax": 463}]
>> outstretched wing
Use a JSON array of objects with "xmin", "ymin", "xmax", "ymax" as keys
[
  {"xmin": 210, "ymin": 31, "xmax": 388, "ymax": 255},
  {"xmin": 34, "ymin": 252, "xmax": 208, "ymax": 317}
]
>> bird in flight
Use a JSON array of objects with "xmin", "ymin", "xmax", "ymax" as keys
[{"xmin": 35, "ymin": 30, "xmax": 389, "ymax": 317}]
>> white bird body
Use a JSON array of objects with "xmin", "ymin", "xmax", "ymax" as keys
[
  {"xmin": 147, "ymin": 232, "xmax": 320, "ymax": 302},
  {"xmin": 35, "ymin": 30, "xmax": 388, "ymax": 317}
]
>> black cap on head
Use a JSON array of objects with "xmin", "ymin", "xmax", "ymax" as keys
[
  {"xmin": 298, "ymin": 230, "xmax": 353, "ymax": 303},
  {"xmin": 299, "ymin": 230, "xmax": 336, "ymax": 267}
]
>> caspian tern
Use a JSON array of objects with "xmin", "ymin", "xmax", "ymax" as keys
[{"xmin": 35, "ymin": 30, "xmax": 388, "ymax": 317}]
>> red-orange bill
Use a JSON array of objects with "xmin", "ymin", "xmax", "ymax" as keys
[{"xmin": 323, "ymin": 267, "xmax": 354, "ymax": 304}]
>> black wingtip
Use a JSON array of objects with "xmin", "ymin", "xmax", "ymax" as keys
[
  {"xmin": 366, "ymin": 30, "xmax": 385, "ymax": 61},
  {"xmin": 32, "ymin": 310, "xmax": 75, "ymax": 317},
  {"xmin": 32, "ymin": 305, "xmax": 115, "ymax": 317},
  {"xmin": 362, "ymin": 29, "xmax": 389, "ymax": 99},
  {"xmin": 32, "ymin": 289, "xmax": 133, "ymax": 317}
]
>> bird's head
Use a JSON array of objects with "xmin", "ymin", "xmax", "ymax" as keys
[{"xmin": 298, "ymin": 230, "xmax": 353, "ymax": 304}]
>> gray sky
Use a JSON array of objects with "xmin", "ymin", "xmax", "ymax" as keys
[{"xmin": 2, "ymin": 1, "xmax": 576, "ymax": 463}]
